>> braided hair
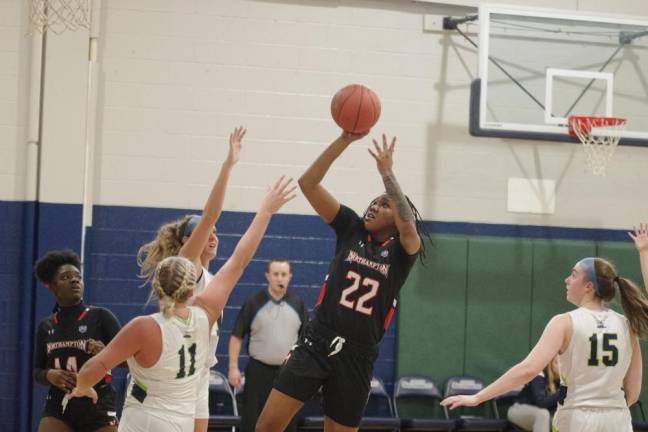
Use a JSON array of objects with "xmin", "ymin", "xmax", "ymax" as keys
[
  {"xmin": 363, "ymin": 194, "xmax": 431, "ymax": 263},
  {"xmin": 151, "ymin": 256, "xmax": 197, "ymax": 318}
]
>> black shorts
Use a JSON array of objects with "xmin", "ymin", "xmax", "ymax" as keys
[
  {"xmin": 41, "ymin": 385, "xmax": 119, "ymax": 431},
  {"xmin": 274, "ymin": 321, "xmax": 378, "ymax": 427}
]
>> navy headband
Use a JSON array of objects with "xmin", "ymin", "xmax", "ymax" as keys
[
  {"xmin": 181, "ymin": 215, "xmax": 201, "ymax": 238},
  {"xmin": 578, "ymin": 257, "xmax": 600, "ymax": 295}
]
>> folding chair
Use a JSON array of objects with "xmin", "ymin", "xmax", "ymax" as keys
[
  {"xmin": 207, "ymin": 370, "xmax": 241, "ymax": 432},
  {"xmin": 394, "ymin": 375, "xmax": 456, "ymax": 431},
  {"xmin": 360, "ymin": 377, "xmax": 401, "ymax": 431},
  {"xmin": 234, "ymin": 374, "xmax": 245, "ymax": 420},
  {"xmin": 443, "ymin": 376, "xmax": 508, "ymax": 431}
]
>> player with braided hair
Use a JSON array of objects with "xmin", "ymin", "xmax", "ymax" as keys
[
  {"xmin": 136, "ymin": 126, "xmax": 244, "ymax": 432},
  {"xmin": 67, "ymin": 176, "xmax": 296, "ymax": 432}
]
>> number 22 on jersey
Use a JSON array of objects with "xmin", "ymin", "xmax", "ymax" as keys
[{"xmin": 339, "ymin": 270, "xmax": 380, "ymax": 315}]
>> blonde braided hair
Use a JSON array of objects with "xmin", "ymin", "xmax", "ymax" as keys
[{"xmin": 151, "ymin": 256, "xmax": 196, "ymax": 317}]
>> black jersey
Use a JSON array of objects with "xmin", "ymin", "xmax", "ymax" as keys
[
  {"xmin": 313, "ymin": 205, "xmax": 418, "ymax": 347},
  {"xmin": 33, "ymin": 302, "xmax": 121, "ymax": 396}
]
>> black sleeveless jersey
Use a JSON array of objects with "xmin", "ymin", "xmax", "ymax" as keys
[
  {"xmin": 313, "ymin": 205, "xmax": 419, "ymax": 347},
  {"xmin": 33, "ymin": 302, "xmax": 121, "ymax": 395}
]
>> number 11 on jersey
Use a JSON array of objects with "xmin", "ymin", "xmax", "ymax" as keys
[{"xmin": 176, "ymin": 343, "xmax": 197, "ymax": 378}]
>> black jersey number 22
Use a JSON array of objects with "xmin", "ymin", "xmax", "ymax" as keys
[{"xmin": 339, "ymin": 270, "xmax": 380, "ymax": 316}]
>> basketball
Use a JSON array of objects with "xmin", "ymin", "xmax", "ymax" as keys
[{"xmin": 330, "ymin": 84, "xmax": 381, "ymax": 134}]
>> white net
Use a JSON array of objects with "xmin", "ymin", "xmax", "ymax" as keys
[
  {"xmin": 29, "ymin": 0, "xmax": 90, "ymax": 34},
  {"xmin": 568, "ymin": 116, "xmax": 626, "ymax": 176}
]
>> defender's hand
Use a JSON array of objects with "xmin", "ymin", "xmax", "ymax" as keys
[
  {"xmin": 226, "ymin": 126, "xmax": 246, "ymax": 165},
  {"xmin": 629, "ymin": 223, "xmax": 648, "ymax": 252},
  {"xmin": 259, "ymin": 176, "xmax": 297, "ymax": 214}
]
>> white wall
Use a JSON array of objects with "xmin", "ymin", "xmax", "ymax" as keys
[
  {"xmin": 0, "ymin": 0, "xmax": 32, "ymax": 201},
  {"xmin": 4, "ymin": 0, "xmax": 648, "ymax": 229}
]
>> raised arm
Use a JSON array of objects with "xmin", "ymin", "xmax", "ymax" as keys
[
  {"xmin": 298, "ymin": 132, "xmax": 365, "ymax": 224},
  {"xmin": 180, "ymin": 126, "xmax": 245, "ymax": 266},
  {"xmin": 368, "ymin": 134, "xmax": 420, "ymax": 255},
  {"xmin": 192, "ymin": 176, "xmax": 296, "ymax": 327},
  {"xmin": 629, "ymin": 223, "xmax": 648, "ymax": 293},
  {"xmin": 441, "ymin": 314, "xmax": 571, "ymax": 409},
  {"xmin": 624, "ymin": 333, "xmax": 643, "ymax": 406}
]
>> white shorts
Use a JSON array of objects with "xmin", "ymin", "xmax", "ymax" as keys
[
  {"xmin": 507, "ymin": 402, "xmax": 551, "ymax": 431},
  {"xmin": 119, "ymin": 406, "xmax": 194, "ymax": 432},
  {"xmin": 553, "ymin": 407, "xmax": 632, "ymax": 432},
  {"xmin": 195, "ymin": 368, "xmax": 210, "ymax": 419}
]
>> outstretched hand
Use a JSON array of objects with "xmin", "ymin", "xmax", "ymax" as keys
[
  {"xmin": 629, "ymin": 223, "xmax": 648, "ymax": 253},
  {"xmin": 260, "ymin": 176, "xmax": 297, "ymax": 214},
  {"xmin": 368, "ymin": 134, "xmax": 396, "ymax": 176},
  {"xmin": 440, "ymin": 394, "xmax": 480, "ymax": 410},
  {"xmin": 226, "ymin": 126, "xmax": 246, "ymax": 165}
]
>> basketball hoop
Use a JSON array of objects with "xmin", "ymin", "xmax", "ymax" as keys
[
  {"xmin": 567, "ymin": 115, "xmax": 626, "ymax": 176},
  {"xmin": 29, "ymin": 0, "xmax": 90, "ymax": 34}
]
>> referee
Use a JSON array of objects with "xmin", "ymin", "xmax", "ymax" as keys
[{"xmin": 228, "ymin": 258, "xmax": 307, "ymax": 432}]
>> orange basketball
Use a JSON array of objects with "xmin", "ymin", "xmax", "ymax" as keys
[{"xmin": 330, "ymin": 84, "xmax": 381, "ymax": 134}]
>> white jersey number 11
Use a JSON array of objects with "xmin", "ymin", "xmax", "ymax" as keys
[{"xmin": 176, "ymin": 343, "xmax": 197, "ymax": 378}]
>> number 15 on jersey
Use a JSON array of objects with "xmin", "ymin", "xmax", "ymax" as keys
[{"xmin": 588, "ymin": 333, "xmax": 618, "ymax": 367}]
